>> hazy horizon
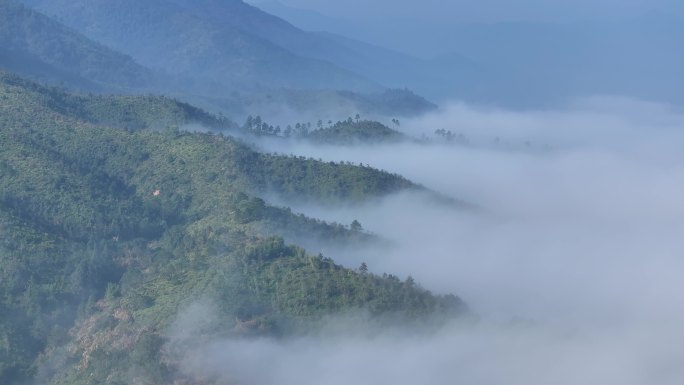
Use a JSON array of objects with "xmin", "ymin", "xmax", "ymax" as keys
[{"xmin": 257, "ymin": 0, "xmax": 684, "ymax": 24}]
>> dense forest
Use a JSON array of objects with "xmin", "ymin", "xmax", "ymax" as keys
[
  {"xmin": 0, "ymin": 72, "xmax": 466, "ymax": 384},
  {"xmin": 243, "ymin": 114, "xmax": 407, "ymax": 145}
]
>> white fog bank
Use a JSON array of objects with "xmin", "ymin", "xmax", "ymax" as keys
[{"xmin": 187, "ymin": 98, "xmax": 684, "ymax": 385}]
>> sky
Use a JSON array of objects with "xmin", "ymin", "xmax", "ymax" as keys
[{"xmin": 266, "ymin": 0, "xmax": 683, "ymax": 23}]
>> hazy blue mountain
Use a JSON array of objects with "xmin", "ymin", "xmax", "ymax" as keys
[
  {"xmin": 18, "ymin": 0, "xmax": 484, "ymax": 107},
  {"xmin": 164, "ymin": 0, "xmax": 454, "ymax": 92},
  {"xmin": 236, "ymin": 0, "xmax": 486, "ymax": 102},
  {"xmin": 255, "ymin": 1, "xmax": 684, "ymax": 107},
  {"xmin": 16, "ymin": 0, "xmax": 442, "ymax": 116},
  {"xmin": 0, "ymin": 0, "xmax": 438, "ymax": 118},
  {"xmin": 0, "ymin": 0, "xmax": 156, "ymax": 92},
  {"xmin": 19, "ymin": 0, "xmax": 381, "ymax": 93},
  {"xmin": 250, "ymin": 0, "xmax": 344, "ymax": 33},
  {"xmin": 316, "ymin": 32, "xmax": 485, "ymax": 102}
]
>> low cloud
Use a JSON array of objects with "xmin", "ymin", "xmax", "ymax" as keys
[{"xmin": 178, "ymin": 97, "xmax": 684, "ymax": 384}]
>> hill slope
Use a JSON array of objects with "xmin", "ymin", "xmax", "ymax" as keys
[
  {"xmin": 0, "ymin": 73, "xmax": 465, "ymax": 384},
  {"xmin": 9, "ymin": 0, "xmax": 436, "ymax": 117},
  {"xmin": 20, "ymin": 0, "xmax": 380, "ymax": 93},
  {"xmin": 305, "ymin": 119, "xmax": 408, "ymax": 145},
  {"xmin": 141, "ymin": 0, "xmax": 482, "ymax": 103}
]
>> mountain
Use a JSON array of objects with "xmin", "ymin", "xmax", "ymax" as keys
[
  {"xmin": 0, "ymin": 72, "xmax": 466, "ymax": 384},
  {"xmin": 255, "ymin": 1, "xmax": 684, "ymax": 107},
  {"xmin": 321, "ymin": 33, "xmax": 488, "ymax": 103},
  {"xmin": 248, "ymin": 1, "xmax": 486, "ymax": 101},
  {"xmin": 19, "ymin": 0, "xmax": 380, "ymax": 93},
  {"xmin": 249, "ymin": 0, "xmax": 344, "ymax": 34},
  {"xmin": 0, "ymin": 0, "xmax": 156, "ymax": 92},
  {"xmin": 166, "ymin": 0, "xmax": 482, "ymax": 102},
  {"xmin": 164, "ymin": 0, "xmax": 431, "ymax": 88},
  {"xmin": 4, "ymin": 0, "xmax": 437, "ymax": 117},
  {"xmin": 263, "ymin": 2, "xmax": 684, "ymax": 106}
]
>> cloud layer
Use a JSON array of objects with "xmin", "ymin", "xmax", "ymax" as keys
[{"xmin": 179, "ymin": 97, "xmax": 684, "ymax": 384}]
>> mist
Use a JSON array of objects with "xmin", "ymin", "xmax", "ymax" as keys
[
  {"xmin": 264, "ymin": 0, "xmax": 684, "ymax": 23},
  {"xmin": 250, "ymin": 3, "xmax": 684, "ymax": 108},
  {"xmin": 170, "ymin": 97, "xmax": 684, "ymax": 384}
]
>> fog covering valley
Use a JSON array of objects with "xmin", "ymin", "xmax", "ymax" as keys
[
  {"xmin": 1, "ymin": 0, "xmax": 684, "ymax": 384},
  {"xmin": 194, "ymin": 98, "xmax": 684, "ymax": 385}
]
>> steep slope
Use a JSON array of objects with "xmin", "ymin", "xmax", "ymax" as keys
[
  {"xmin": 20, "ymin": 0, "xmax": 380, "ymax": 93},
  {"xmin": 151, "ymin": 0, "xmax": 482, "ymax": 102},
  {"xmin": 0, "ymin": 0, "xmax": 155, "ymax": 92},
  {"xmin": 248, "ymin": 0, "xmax": 484, "ymax": 100},
  {"xmin": 11, "ymin": 0, "xmax": 438, "ymax": 117},
  {"xmin": 0, "ymin": 73, "xmax": 465, "ymax": 384}
]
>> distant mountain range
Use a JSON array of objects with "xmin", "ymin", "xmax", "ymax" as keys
[
  {"xmin": 19, "ymin": 0, "xmax": 381, "ymax": 93},
  {"xmin": 8, "ymin": 0, "xmax": 681, "ymax": 113},
  {"xmin": 0, "ymin": 0, "xmax": 436, "ymax": 118},
  {"xmin": 255, "ymin": 0, "xmax": 684, "ymax": 107}
]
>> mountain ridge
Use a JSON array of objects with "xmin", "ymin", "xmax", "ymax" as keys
[{"xmin": 20, "ymin": 0, "xmax": 382, "ymax": 93}]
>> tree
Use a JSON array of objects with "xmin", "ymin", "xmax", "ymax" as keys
[
  {"xmin": 244, "ymin": 115, "xmax": 254, "ymax": 130},
  {"xmin": 350, "ymin": 220, "xmax": 363, "ymax": 232},
  {"xmin": 355, "ymin": 114, "xmax": 361, "ymax": 122},
  {"xmin": 359, "ymin": 262, "xmax": 368, "ymax": 274}
]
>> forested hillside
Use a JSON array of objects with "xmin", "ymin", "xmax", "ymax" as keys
[{"xmin": 0, "ymin": 73, "xmax": 465, "ymax": 384}]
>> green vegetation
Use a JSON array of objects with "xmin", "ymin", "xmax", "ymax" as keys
[
  {"xmin": 306, "ymin": 119, "xmax": 407, "ymax": 145},
  {"xmin": 0, "ymin": 72, "xmax": 236, "ymax": 132},
  {"xmin": 0, "ymin": 73, "xmax": 465, "ymax": 384},
  {"xmin": 244, "ymin": 115, "xmax": 408, "ymax": 145}
]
